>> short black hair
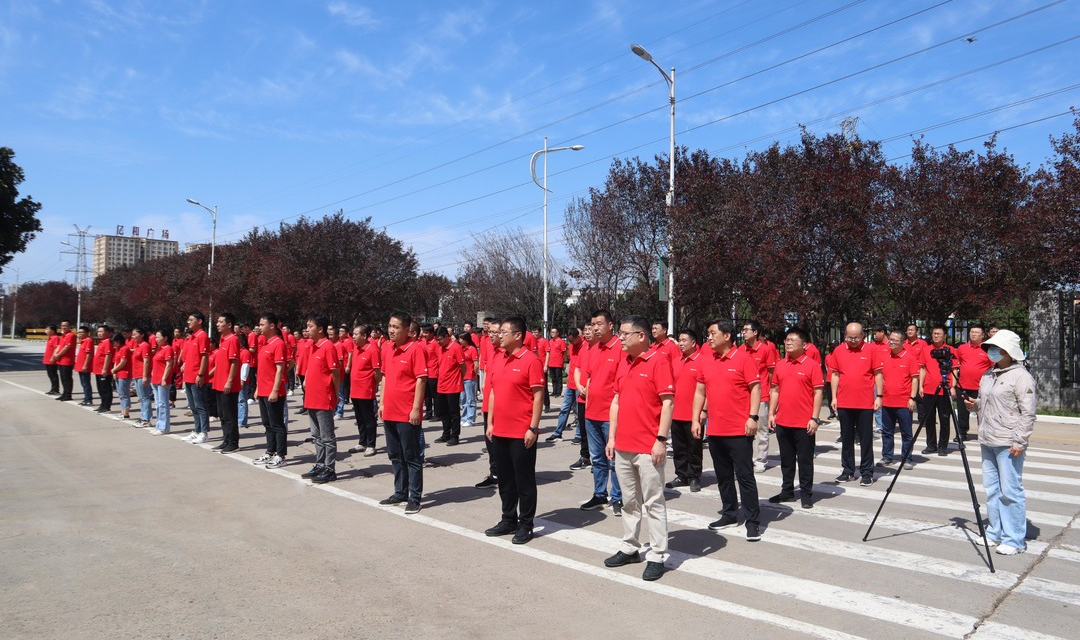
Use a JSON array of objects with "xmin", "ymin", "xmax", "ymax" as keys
[
  {"xmin": 389, "ymin": 310, "xmax": 413, "ymax": 328},
  {"xmin": 931, "ymin": 323, "xmax": 947, "ymax": 333},
  {"xmin": 502, "ymin": 315, "xmax": 527, "ymax": 337},
  {"xmin": 785, "ymin": 326, "xmax": 810, "ymax": 343},
  {"xmin": 306, "ymin": 313, "xmax": 330, "ymax": 333},
  {"xmin": 590, "ymin": 309, "xmax": 614, "ymax": 324},
  {"xmin": 621, "ymin": 315, "xmax": 651, "ymax": 335},
  {"xmin": 871, "ymin": 324, "xmax": 887, "ymax": 333},
  {"xmin": 189, "ymin": 311, "xmax": 205, "ymax": 324},
  {"xmin": 742, "ymin": 319, "xmax": 763, "ymax": 335},
  {"xmin": 678, "ymin": 328, "xmax": 699, "ymax": 344},
  {"xmin": 219, "ymin": 312, "xmax": 236, "ymax": 329},
  {"xmin": 707, "ymin": 319, "xmax": 737, "ymax": 337},
  {"xmin": 567, "ymin": 327, "xmax": 580, "ymax": 339},
  {"xmin": 652, "ymin": 320, "xmax": 668, "ymax": 331},
  {"xmin": 435, "ymin": 326, "xmax": 450, "ymax": 338}
]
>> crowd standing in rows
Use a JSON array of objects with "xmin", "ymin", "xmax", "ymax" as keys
[{"xmin": 40, "ymin": 312, "xmax": 1037, "ymax": 578}]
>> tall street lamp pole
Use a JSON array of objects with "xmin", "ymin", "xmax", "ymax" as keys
[
  {"xmin": 530, "ymin": 137, "xmax": 584, "ymax": 334},
  {"xmin": 186, "ymin": 198, "xmax": 218, "ymax": 337},
  {"xmin": 631, "ymin": 43, "xmax": 676, "ymax": 332}
]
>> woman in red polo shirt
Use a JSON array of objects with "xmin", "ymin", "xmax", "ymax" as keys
[
  {"xmin": 110, "ymin": 332, "xmax": 133, "ymax": 420},
  {"xmin": 150, "ymin": 330, "xmax": 175, "ymax": 434}
]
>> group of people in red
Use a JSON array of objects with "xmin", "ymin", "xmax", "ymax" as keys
[{"xmin": 41, "ymin": 310, "xmax": 1000, "ymax": 581}]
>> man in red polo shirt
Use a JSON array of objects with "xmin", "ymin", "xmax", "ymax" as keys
[
  {"xmin": 604, "ymin": 315, "xmax": 674, "ymax": 581},
  {"xmin": 379, "ymin": 311, "xmax": 428, "ymax": 514},
  {"xmin": 740, "ymin": 320, "xmax": 778, "ymax": 473},
  {"xmin": 666, "ymin": 328, "xmax": 704, "ymax": 492},
  {"xmin": 767, "ymin": 327, "xmax": 824, "ymax": 509},
  {"xmin": 484, "ymin": 315, "xmax": 544, "ymax": 545},
  {"xmin": 75, "ymin": 325, "xmax": 95, "ymax": 405},
  {"xmin": 52, "ymin": 321, "xmax": 77, "ymax": 401},
  {"xmin": 532, "ymin": 327, "xmax": 551, "ymax": 411},
  {"xmin": 905, "ymin": 323, "xmax": 928, "ymax": 361},
  {"xmin": 829, "ymin": 323, "xmax": 884, "ymax": 485},
  {"xmin": 295, "ymin": 326, "xmax": 312, "ymax": 415},
  {"xmin": 253, "ymin": 313, "xmax": 289, "ymax": 468},
  {"xmin": 650, "ymin": 320, "xmax": 680, "ymax": 364},
  {"xmin": 44, "ymin": 325, "xmax": 60, "ymax": 395},
  {"xmin": 211, "ymin": 313, "xmax": 242, "ymax": 453},
  {"xmin": 955, "ymin": 324, "xmax": 992, "ymax": 442},
  {"xmin": 92, "ymin": 325, "xmax": 114, "ymax": 413},
  {"xmin": 692, "ymin": 319, "xmax": 763, "ymax": 541},
  {"xmin": 433, "ymin": 326, "xmax": 465, "ymax": 446},
  {"xmin": 547, "ymin": 327, "xmax": 581, "ymax": 442},
  {"xmin": 421, "ymin": 324, "xmax": 440, "ymax": 421},
  {"xmin": 180, "ymin": 312, "xmax": 211, "ymax": 443},
  {"xmin": 547, "ymin": 327, "xmax": 567, "ymax": 397},
  {"xmin": 348, "ymin": 324, "xmax": 382, "ymax": 457},
  {"xmin": 568, "ymin": 323, "xmax": 596, "ymax": 469},
  {"xmin": 580, "ymin": 310, "xmax": 623, "ymax": 515},
  {"xmin": 918, "ymin": 324, "xmax": 959, "ymax": 456},
  {"xmin": 300, "ymin": 314, "xmax": 341, "ymax": 484},
  {"xmin": 869, "ymin": 324, "xmax": 890, "ymax": 435},
  {"xmin": 878, "ymin": 329, "xmax": 919, "ymax": 470},
  {"xmin": 474, "ymin": 319, "xmax": 503, "ymax": 489}
]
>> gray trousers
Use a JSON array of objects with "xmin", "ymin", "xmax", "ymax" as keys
[{"xmin": 308, "ymin": 409, "xmax": 337, "ymax": 471}]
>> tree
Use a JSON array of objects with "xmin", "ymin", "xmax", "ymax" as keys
[
  {"xmin": 9, "ymin": 281, "xmax": 78, "ymax": 330},
  {"xmin": 0, "ymin": 147, "xmax": 43, "ymax": 274},
  {"xmin": 446, "ymin": 228, "xmax": 545, "ymax": 326},
  {"xmin": 410, "ymin": 271, "xmax": 453, "ymax": 322}
]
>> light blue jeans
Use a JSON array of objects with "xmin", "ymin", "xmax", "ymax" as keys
[
  {"xmin": 135, "ymin": 378, "xmax": 153, "ymax": 422},
  {"xmin": 586, "ymin": 418, "xmax": 621, "ymax": 503},
  {"xmin": 981, "ymin": 444, "xmax": 1027, "ymax": 549},
  {"xmin": 553, "ymin": 388, "xmax": 578, "ymax": 436},
  {"xmin": 238, "ymin": 384, "xmax": 249, "ymax": 427},
  {"xmin": 153, "ymin": 383, "xmax": 171, "ymax": 432},
  {"xmin": 461, "ymin": 379, "xmax": 477, "ymax": 424},
  {"xmin": 116, "ymin": 377, "xmax": 132, "ymax": 411}
]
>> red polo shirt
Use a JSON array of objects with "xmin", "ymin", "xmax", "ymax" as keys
[
  {"xmin": 956, "ymin": 342, "xmax": 992, "ymax": 390},
  {"xmin": 614, "ymin": 349, "xmax": 674, "ymax": 453},
  {"xmin": 805, "ymin": 342, "xmax": 822, "ymax": 363},
  {"xmin": 296, "ymin": 338, "xmax": 312, "ymax": 376},
  {"xmin": 256, "ymin": 335, "xmax": 288, "ymax": 398},
  {"xmin": 212, "ymin": 333, "xmax": 241, "ymax": 392},
  {"xmin": 112, "ymin": 344, "xmax": 132, "ymax": 379},
  {"xmin": 583, "ymin": 335, "xmax": 621, "ymax": 421},
  {"xmin": 131, "ymin": 341, "xmax": 152, "ymax": 379},
  {"xmin": 905, "ymin": 337, "xmax": 928, "ymax": 361},
  {"xmin": 478, "ymin": 334, "xmax": 492, "ymax": 371},
  {"xmin": 436, "ymin": 340, "xmax": 464, "ymax": 394},
  {"xmin": 772, "ymin": 354, "xmax": 824, "ymax": 428},
  {"xmin": 482, "ymin": 346, "xmax": 504, "ymax": 412},
  {"xmin": 654, "ymin": 337, "xmax": 680, "ymax": 365},
  {"xmin": 919, "ymin": 343, "xmax": 958, "ymax": 395},
  {"xmin": 672, "ymin": 350, "xmax": 703, "ymax": 422},
  {"xmin": 93, "ymin": 338, "xmax": 113, "ymax": 376},
  {"xmin": 76, "ymin": 337, "xmax": 94, "ymax": 371},
  {"xmin": 44, "ymin": 334, "xmax": 59, "ymax": 365},
  {"xmin": 462, "ymin": 345, "xmax": 478, "ymax": 380},
  {"xmin": 740, "ymin": 340, "xmax": 778, "ymax": 394},
  {"xmin": 182, "ymin": 330, "xmax": 210, "ymax": 384},
  {"xmin": 491, "ymin": 347, "xmax": 545, "ymax": 438},
  {"xmin": 303, "ymin": 338, "xmax": 340, "ymax": 410},
  {"xmin": 880, "ymin": 349, "xmax": 918, "ymax": 407},
  {"xmin": 829, "ymin": 342, "xmax": 882, "ymax": 410},
  {"xmin": 424, "ymin": 338, "xmax": 440, "ymax": 379},
  {"xmin": 523, "ymin": 331, "xmax": 537, "ymax": 353},
  {"xmin": 349, "ymin": 341, "xmax": 381, "ymax": 400},
  {"xmin": 151, "ymin": 345, "xmax": 174, "ymax": 385},
  {"xmin": 696, "ymin": 346, "xmax": 760, "ymax": 436},
  {"xmin": 381, "ymin": 339, "xmax": 428, "ymax": 422},
  {"xmin": 547, "ymin": 337, "xmax": 566, "ymax": 368},
  {"xmin": 566, "ymin": 340, "xmax": 582, "ymax": 390},
  {"xmin": 55, "ymin": 332, "xmax": 76, "ymax": 366}
]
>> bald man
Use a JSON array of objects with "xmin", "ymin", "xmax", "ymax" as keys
[{"xmin": 827, "ymin": 323, "xmax": 884, "ymax": 486}]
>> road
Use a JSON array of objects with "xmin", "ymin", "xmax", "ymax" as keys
[{"xmin": 1, "ymin": 339, "xmax": 1078, "ymax": 639}]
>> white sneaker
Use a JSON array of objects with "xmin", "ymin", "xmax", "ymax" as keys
[
  {"xmin": 253, "ymin": 453, "xmax": 273, "ymax": 465},
  {"xmin": 181, "ymin": 432, "xmax": 197, "ymax": 442},
  {"xmin": 986, "ymin": 538, "xmax": 1001, "ymax": 548},
  {"xmin": 363, "ymin": 448, "xmax": 377, "ymax": 457},
  {"xmin": 754, "ymin": 462, "xmax": 767, "ymax": 473},
  {"xmin": 247, "ymin": 399, "xmax": 255, "ymax": 405},
  {"xmin": 192, "ymin": 433, "xmax": 207, "ymax": 444},
  {"xmin": 150, "ymin": 429, "xmax": 167, "ymax": 436},
  {"xmin": 287, "ymin": 390, "xmax": 294, "ymax": 396},
  {"xmin": 995, "ymin": 544, "xmax": 1024, "ymax": 556},
  {"xmin": 266, "ymin": 455, "xmax": 284, "ymax": 468}
]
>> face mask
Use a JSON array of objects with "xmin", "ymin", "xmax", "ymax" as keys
[{"xmin": 986, "ymin": 345, "xmax": 1005, "ymax": 363}]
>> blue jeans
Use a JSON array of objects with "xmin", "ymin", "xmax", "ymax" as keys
[
  {"xmin": 336, "ymin": 379, "xmax": 348, "ymax": 417},
  {"xmin": 79, "ymin": 371, "xmax": 93, "ymax": 404},
  {"xmin": 585, "ymin": 418, "xmax": 621, "ymax": 502},
  {"xmin": 880, "ymin": 406, "xmax": 914, "ymax": 462},
  {"xmin": 384, "ymin": 420, "xmax": 424, "ymax": 502},
  {"xmin": 461, "ymin": 379, "xmax": 477, "ymax": 424},
  {"xmin": 874, "ymin": 407, "xmax": 884, "ymax": 431},
  {"xmin": 115, "ymin": 377, "xmax": 132, "ymax": 411},
  {"xmin": 982, "ymin": 445, "xmax": 1027, "ymax": 549},
  {"xmin": 153, "ymin": 383, "xmax": 171, "ymax": 432},
  {"xmin": 238, "ymin": 384, "xmax": 249, "ymax": 427},
  {"xmin": 135, "ymin": 378, "xmax": 153, "ymax": 422},
  {"xmin": 185, "ymin": 383, "xmax": 210, "ymax": 434},
  {"xmin": 553, "ymin": 388, "xmax": 578, "ymax": 436}
]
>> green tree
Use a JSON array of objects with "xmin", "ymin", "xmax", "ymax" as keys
[{"xmin": 0, "ymin": 147, "xmax": 43, "ymax": 274}]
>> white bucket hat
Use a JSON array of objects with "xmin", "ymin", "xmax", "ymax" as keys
[{"xmin": 983, "ymin": 329, "xmax": 1026, "ymax": 362}]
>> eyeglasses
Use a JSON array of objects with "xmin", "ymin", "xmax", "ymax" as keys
[{"xmin": 618, "ymin": 330, "xmax": 644, "ymax": 339}]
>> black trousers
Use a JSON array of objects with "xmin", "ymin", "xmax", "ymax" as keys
[
  {"xmin": 482, "ymin": 411, "xmax": 496, "ymax": 475},
  {"xmin": 436, "ymin": 392, "xmax": 461, "ymax": 439},
  {"xmin": 921, "ymin": 391, "xmax": 952, "ymax": 451},
  {"xmin": 838, "ymin": 407, "xmax": 874, "ymax": 478},
  {"xmin": 549, "ymin": 367, "xmax": 564, "ymax": 396},
  {"xmin": 671, "ymin": 418, "xmax": 703, "ymax": 481},
  {"xmin": 217, "ymin": 390, "xmax": 240, "ymax": 447},
  {"xmin": 955, "ymin": 388, "xmax": 978, "ymax": 439},
  {"xmin": 776, "ymin": 425, "xmax": 816, "ymax": 495},
  {"xmin": 96, "ymin": 374, "xmax": 113, "ymax": 409},
  {"xmin": 425, "ymin": 378, "xmax": 438, "ymax": 417},
  {"xmin": 352, "ymin": 398, "xmax": 377, "ymax": 447},
  {"xmin": 490, "ymin": 435, "xmax": 538, "ymax": 528},
  {"xmin": 707, "ymin": 435, "xmax": 759, "ymax": 525},
  {"xmin": 58, "ymin": 365, "xmax": 74, "ymax": 398},
  {"xmin": 46, "ymin": 364, "xmax": 60, "ymax": 392},
  {"xmin": 542, "ymin": 382, "xmax": 549, "ymax": 411},
  {"xmin": 258, "ymin": 396, "xmax": 287, "ymax": 456},
  {"xmin": 207, "ymin": 388, "xmax": 220, "ymax": 418}
]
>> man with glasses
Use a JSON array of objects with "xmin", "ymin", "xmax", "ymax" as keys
[{"xmin": 828, "ymin": 323, "xmax": 884, "ymax": 486}]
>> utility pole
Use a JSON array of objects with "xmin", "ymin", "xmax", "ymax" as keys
[
  {"xmin": 62, "ymin": 225, "xmax": 93, "ymax": 328},
  {"xmin": 10, "ymin": 268, "xmax": 18, "ymax": 339}
]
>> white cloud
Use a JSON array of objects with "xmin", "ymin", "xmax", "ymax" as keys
[{"xmin": 327, "ymin": 1, "xmax": 379, "ymax": 28}]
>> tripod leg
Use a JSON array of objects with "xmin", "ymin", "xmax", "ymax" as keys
[
  {"xmin": 946, "ymin": 387, "xmax": 996, "ymax": 572},
  {"xmin": 863, "ymin": 419, "xmax": 928, "ymax": 541}
]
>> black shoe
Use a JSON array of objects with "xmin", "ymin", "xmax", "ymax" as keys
[
  {"xmin": 708, "ymin": 515, "xmax": 739, "ymax": 530},
  {"xmin": 604, "ymin": 550, "xmax": 641, "ymax": 567},
  {"xmin": 511, "ymin": 527, "xmax": 533, "ymax": 545},
  {"xmin": 835, "ymin": 473, "xmax": 855, "ymax": 483},
  {"xmin": 424, "ymin": 413, "xmax": 434, "ymax": 421},
  {"xmin": 446, "ymin": 437, "xmax": 459, "ymax": 447},
  {"xmin": 611, "ymin": 500, "xmax": 623, "ymax": 517},
  {"xmin": 211, "ymin": 444, "xmax": 227, "ymax": 451},
  {"xmin": 79, "ymin": 400, "xmax": 93, "ymax": 406},
  {"xmin": 56, "ymin": 395, "xmax": 73, "ymax": 401},
  {"xmin": 94, "ymin": 407, "xmax": 109, "ymax": 413},
  {"xmin": 545, "ymin": 433, "xmax": 562, "ymax": 443},
  {"xmin": 300, "ymin": 465, "xmax": 324, "ymax": 479},
  {"xmin": 434, "ymin": 435, "xmax": 449, "ymax": 443},
  {"xmin": 379, "ymin": 495, "xmax": 406, "ymax": 505},
  {"xmin": 569, "ymin": 457, "xmax": 591, "ymax": 471},
  {"xmin": 474, "ymin": 475, "xmax": 498, "ymax": 489},
  {"xmin": 859, "ymin": 475, "xmax": 874, "ymax": 486},
  {"xmin": 571, "ymin": 437, "xmax": 581, "ymax": 444},
  {"xmin": 404, "ymin": 501, "xmax": 421, "ymax": 514},
  {"xmin": 877, "ymin": 458, "xmax": 895, "ymax": 467},
  {"xmin": 581, "ymin": 495, "xmax": 607, "ymax": 510},
  {"xmin": 921, "ymin": 446, "xmax": 938, "ymax": 454},
  {"xmin": 768, "ymin": 493, "xmax": 797, "ymax": 503},
  {"xmin": 311, "ymin": 469, "xmax": 337, "ymax": 484},
  {"xmin": 746, "ymin": 523, "xmax": 762, "ymax": 541},
  {"xmin": 689, "ymin": 479, "xmax": 701, "ymax": 492},
  {"xmin": 801, "ymin": 495, "xmax": 813, "ymax": 509},
  {"xmin": 297, "ymin": 408, "xmax": 308, "ymax": 415},
  {"xmin": 937, "ymin": 450, "xmax": 949, "ymax": 457},
  {"xmin": 217, "ymin": 445, "xmax": 239, "ymax": 454},
  {"xmin": 485, "ymin": 520, "xmax": 518, "ymax": 537},
  {"xmin": 46, "ymin": 390, "xmax": 59, "ymax": 396},
  {"xmin": 642, "ymin": 561, "xmax": 665, "ymax": 581},
  {"xmin": 665, "ymin": 476, "xmax": 689, "ymax": 489}
]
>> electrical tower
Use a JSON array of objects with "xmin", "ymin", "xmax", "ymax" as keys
[{"xmin": 61, "ymin": 225, "xmax": 93, "ymax": 327}]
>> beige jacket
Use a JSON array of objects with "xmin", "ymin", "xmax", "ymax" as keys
[{"xmin": 974, "ymin": 364, "xmax": 1037, "ymax": 449}]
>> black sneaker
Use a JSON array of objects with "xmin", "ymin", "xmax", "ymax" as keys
[
  {"xmin": 300, "ymin": 465, "xmax": 324, "ymax": 479},
  {"xmin": 379, "ymin": 495, "xmax": 406, "ymax": 506},
  {"xmin": 297, "ymin": 408, "xmax": 308, "ymax": 415},
  {"xmin": 689, "ymin": 478, "xmax": 701, "ymax": 492},
  {"xmin": 311, "ymin": 469, "xmax": 337, "ymax": 484},
  {"xmin": 485, "ymin": 520, "xmax": 518, "ymax": 537},
  {"xmin": 768, "ymin": 493, "xmax": 796, "ymax": 503},
  {"xmin": 404, "ymin": 501, "xmax": 421, "ymax": 515},
  {"xmin": 611, "ymin": 500, "xmax": 623, "ymax": 517},
  {"xmin": 571, "ymin": 437, "xmax": 581, "ymax": 444},
  {"xmin": 642, "ymin": 561, "xmax": 665, "ymax": 581},
  {"xmin": 569, "ymin": 457, "xmax": 591, "ymax": 471},
  {"xmin": 746, "ymin": 523, "xmax": 762, "ymax": 541},
  {"xmin": 835, "ymin": 473, "xmax": 855, "ymax": 483},
  {"xmin": 603, "ymin": 550, "xmax": 641, "ymax": 567},
  {"xmin": 921, "ymin": 446, "xmax": 937, "ymax": 454},
  {"xmin": 665, "ymin": 476, "xmax": 689, "ymax": 489},
  {"xmin": 708, "ymin": 515, "xmax": 739, "ymax": 530},
  {"xmin": 860, "ymin": 475, "xmax": 874, "ymax": 486},
  {"xmin": 937, "ymin": 450, "xmax": 949, "ymax": 457},
  {"xmin": 434, "ymin": 435, "xmax": 449, "ymax": 443},
  {"xmin": 544, "ymin": 433, "xmax": 562, "ymax": 443},
  {"xmin": 474, "ymin": 475, "xmax": 498, "ymax": 489},
  {"xmin": 801, "ymin": 495, "xmax": 813, "ymax": 509},
  {"xmin": 511, "ymin": 527, "xmax": 533, "ymax": 545},
  {"xmin": 581, "ymin": 495, "xmax": 607, "ymax": 510},
  {"xmin": 217, "ymin": 445, "xmax": 239, "ymax": 454},
  {"xmin": 877, "ymin": 458, "xmax": 895, "ymax": 467},
  {"xmin": 446, "ymin": 437, "xmax": 459, "ymax": 447}
]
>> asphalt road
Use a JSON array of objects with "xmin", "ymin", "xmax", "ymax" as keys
[{"xmin": 2, "ymin": 340, "xmax": 1078, "ymax": 639}]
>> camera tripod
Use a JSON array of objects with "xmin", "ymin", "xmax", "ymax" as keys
[{"xmin": 862, "ymin": 363, "xmax": 995, "ymax": 572}]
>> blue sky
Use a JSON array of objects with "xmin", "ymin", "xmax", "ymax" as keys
[{"xmin": 2, "ymin": 0, "xmax": 1078, "ymax": 289}]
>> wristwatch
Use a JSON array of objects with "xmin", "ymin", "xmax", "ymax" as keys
[
  {"xmin": 811, "ymin": 418, "xmax": 823, "ymax": 425},
  {"xmin": 527, "ymin": 426, "xmax": 539, "ymax": 435},
  {"xmin": 749, "ymin": 414, "xmax": 759, "ymax": 421},
  {"xmin": 655, "ymin": 434, "xmax": 668, "ymax": 443}
]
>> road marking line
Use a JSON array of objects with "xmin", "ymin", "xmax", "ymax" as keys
[{"xmin": 970, "ymin": 621, "xmax": 1071, "ymax": 640}]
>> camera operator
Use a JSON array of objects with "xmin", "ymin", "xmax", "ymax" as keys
[
  {"xmin": 955, "ymin": 325, "xmax": 993, "ymax": 442},
  {"xmin": 917, "ymin": 325, "xmax": 959, "ymax": 456}
]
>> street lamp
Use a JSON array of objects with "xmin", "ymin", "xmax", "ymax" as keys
[
  {"xmin": 530, "ymin": 137, "xmax": 584, "ymax": 334},
  {"xmin": 631, "ymin": 43, "xmax": 676, "ymax": 332},
  {"xmin": 186, "ymin": 198, "xmax": 218, "ymax": 336},
  {"xmin": 0, "ymin": 293, "xmax": 5, "ymax": 339}
]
